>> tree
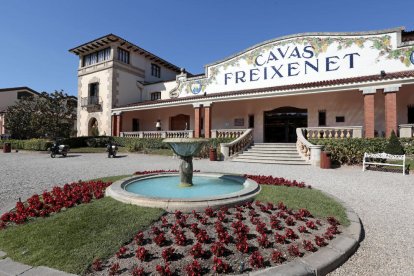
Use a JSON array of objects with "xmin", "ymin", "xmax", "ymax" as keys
[
  {"xmin": 5, "ymin": 90, "xmax": 76, "ymax": 139},
  {"xmin": 384, "ymin": 130, "xmax": 404, "ymax": 155}
]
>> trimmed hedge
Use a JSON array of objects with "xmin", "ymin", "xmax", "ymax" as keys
[
  {"xmin": 310, "ymin": 138, "xmax": 414, "ymax": 165},
  {"xmin": 0, "ymin": 139, "xmax": 52, "ymax": 151}
]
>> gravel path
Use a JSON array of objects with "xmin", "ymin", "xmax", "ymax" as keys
[{"xmin": 0, "ymin": 151, "xmax": 413, "ymax": 275}]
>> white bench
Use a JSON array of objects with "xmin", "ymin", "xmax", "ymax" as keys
[{"xmin": 362, "ymin": 152, "xmax": 406, "ymax": 175}]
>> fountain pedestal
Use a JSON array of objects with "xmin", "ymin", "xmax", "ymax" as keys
[
  {"xmin": 163, "ymin": 138, "xmax": 208, "ymax": 187},
  {"xmin": 179, "ymin": 155, "xmax": 193, "ymax": 187}
]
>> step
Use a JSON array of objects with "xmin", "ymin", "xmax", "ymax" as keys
[
  {"xmin": 246, "ymin": 150, "xmax": 298, "ymax": 154},
  {"xmin": 252, "ymin": 145, "xmax": 297, "ymax": 149},
  {"xmin": 254, "ymin": 143, "xmax": 296, "ymax": 146},
  {"xmin": 235, "ymin": 155, "xmax": 304, "ymax": 161},
  {"xmin": 232, "ymin": 159, "xmax": 310, "ymax": 165},
  {"xmin": 241, "ymin": 152, "xmax": 301, "ymax": 158}
]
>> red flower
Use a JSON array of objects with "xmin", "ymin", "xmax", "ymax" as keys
[
  {"xmin": 109, "ymin": 262, "xmax": 120, "ymax": 275},
  {"xmin": 274, "ymin": 233, "xmax": 286, "ymax": 244},
  {"xmin": 288, "ymin": 244, "xmax": 302, "ymax": 257},
  {"xmin": 116, "ymin": 246, "xmax": 128, "ymax": 258},
  {"xmin": 306, "ymin": 220, "xmax": 317, "ymax": 230},
  {"xmin": 131, "ymin": 266, "xmax": 145, "ymax": 276},
  {"xmin": 135, "ymin": 247, "xmax": 148, "ymax": 261},
  {"xmin": 205, "ymin": 207, "xmax": 215, "ymax": 217},
  {"xmin": 134, "ymin": 231, "xmax": 144, "ymax": 245},
  {"xmin": 91, "ymin": 258, "xmax": 102, "ymax": 271},
  {"xmin": 190, "ymin": 243, "xmax": 205, "ymax": 259},
  {"xmin": 185, "ymin": 260, "xmax": 202, "ymax": 276},
  {"xmin": 249, "ymin": 251, "xmax": 265, "ymax": 268},
  {"xmin": 285, "ymin": 216, "xmax": 296, "ymax": 226},
  {"xmin": 327, "ymin": 216, "xmax": 340, "ymax": 226},
  {"xmin": 213, "ymin": 257, "xmax": 230, "ymax": 273},
  {"xmin": 271, "ymin": 250, "xmax": 285, "ymax": 263},
  {"xmin": 257, "ymin": 233, "xmax": 271, "ymax": 248},
  {"xmin": 315, "ymin": 235, "xmax": 327, "ymax": 247},
  {"xmin": 211, "ymin": 242, "xmax": 226, "ymax": 257},
  {"xmin": 303, "ymin": 240, "xmax": 317, "ymax": 252},
  {"xmin": 285, "ymin": 228, "xmax": 298, "ymax": 240},
  {"xmin": 161, "ymin": 247, "xmax": 175, "ymax": 262},
  {"xmin": 156, "ymin": 262, "xmax": 172, "ymax": 276}
]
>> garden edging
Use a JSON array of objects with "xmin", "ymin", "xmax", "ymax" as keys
[{"xmin": 243, "ymin": 192, "xmax": 362, "ymax": 276}]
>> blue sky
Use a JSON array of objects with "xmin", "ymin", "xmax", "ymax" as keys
[{"xmin": 0, "ymin": 0, "xmax": 413, "ymax": 96}]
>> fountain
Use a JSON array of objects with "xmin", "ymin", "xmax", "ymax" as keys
[
  {"xmin": 163, "ymin": 138, "xmax": 208, "ymax": 187},
  {"xmin": 106, "ymin": 138, "xmax": 260, "ymax": 211}
]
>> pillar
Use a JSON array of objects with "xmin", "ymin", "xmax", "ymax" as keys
[
  {"xmin": 116, "ymin": 113, "xmax": 123, "ymax": 137},
  {"xmin": 111, "ymin": 114, "xmax": 117, "ymax": 136},
  {"xmin": 363, "ymin": 89, "xmax": 376, "ymax": 138},
  {"xmin": 204, "ymin": 104, "xmax": 212, "ymax": 138},
  {"xmin": 193, "ymin": 104, "xmax": 201, "ymax": 138},
  {"xmin": 384, "ymin": 87, "xmax": 398, "ymax": 137}
]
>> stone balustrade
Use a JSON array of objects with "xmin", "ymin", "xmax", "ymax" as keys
[
  {"xmin": 399, "ymin": 124, "xmax": 414, "ymax": 138},
  {"xmin": 211, "ymin": 129, "xmax": 246, "ymax": 139},
  {"xmin": 220, "ymin": 129, "xmax": 254, "ymax": 160},
  {"xmin": 121, "ymin": 130, "xmax": 194, "ymax": 139},
  {"xmin": 296, "ymin": 128, "xmax": 323, "ymax": 166},
  {"xmin": 304, "ymin": 126, "xmax": 363, "ymax": 139}
]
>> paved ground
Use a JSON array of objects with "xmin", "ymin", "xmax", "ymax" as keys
[{"xmin": 0, "ymin": 151, "xmax": 413, "ymax": 275}]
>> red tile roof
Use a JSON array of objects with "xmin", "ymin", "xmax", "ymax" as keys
[{"xmin": 118, "ymin": 70, "xmax": 414, "ymax": 109}]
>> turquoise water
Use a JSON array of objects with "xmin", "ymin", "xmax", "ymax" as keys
[{"xmin": 125, "ymin": 175, "xmax": 244, "ymax": 198}]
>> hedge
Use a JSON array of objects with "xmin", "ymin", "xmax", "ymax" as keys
[
  {"xmin": 0, "ymin": 139, "xmax": 52, "ymax": 151},
  {"xmin": 0, "ymin": 136, "xmax": 235, "ymax": 158},
  {"xmin": 310, "ymin": 138, "xmax": 414, "ymax": 165}
]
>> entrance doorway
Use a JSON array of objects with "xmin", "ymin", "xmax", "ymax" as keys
[
  {"xmin": 170, "ymin": 114, "xmax": 190, "ymax": 130},
  {"xmin": 264, "ymin": 106, "xmax": 307, "ymax": 143}
]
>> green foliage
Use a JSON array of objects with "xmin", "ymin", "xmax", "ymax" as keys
[
  {"xmin": 0, "ymin": 139, "xmax": 52, "ymax": 151},
  {"xmin": 384, "ymin": 130, "xmax": 404, "ymax": 155},
  {"xmin": 310, "ymin": 138, "xmax": 414, "ymax": 165},
  {"xmin": 5, "ymin": 91, "xmax": 76, "ymax": 139},
  {"xmin": 0, "ymin": 197, "xmax": 164, "ymax": 275}
]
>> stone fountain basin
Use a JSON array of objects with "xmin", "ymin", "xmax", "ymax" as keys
[{"xmin": 105, "ymin": 173, "xmax": 261, "ymax": 212}]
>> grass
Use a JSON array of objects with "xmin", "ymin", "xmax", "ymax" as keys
[
  {"xmin": 0, "ymin": 198, "xmax": 164, "ymax": 275},
  {"xmin": 256, "ymin": 185, "xmax": 349, "ymax": 226},
  {"xmin": 0, "ymin": 175, "xmax": 349, "ymax": 274}
]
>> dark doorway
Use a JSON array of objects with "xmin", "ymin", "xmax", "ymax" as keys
[
  {"xmin": 264, "ymin": 106, "xmax": 307, "ymax": 143},
  {"xmin": 408, "ymin": 105, "xmax": 414, "ymax": 124},
  {"xmin": 170, "ymin": 114, "xmax": 190, "ymax": 130}
]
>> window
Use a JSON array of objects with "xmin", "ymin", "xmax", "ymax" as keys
[
  {"xmin": 88, "ymin": 83, "xmax": 99, "ymax": 105},
  {"xmin": 151, "ymin": 92, "xmax": 161, "ymax": 101},
  {"xmin": 83, "ymin": 48, "xmax": 110, "ymax": 67},
  {"xmin": 408, "ymin": 105, "xmax": 414, "ymax": 124},
  {"xmin": 248, "ymin": 115, "xmax": 255, "ymax": 128},
  {"xmin": 318, "ymin": 110, "xmax": 326, "ymax": 126},
  {"xmin": 151, "ymin": 63, "xmax": 161, "ymax": 78},
  {"xmin": 335, "ymin": 116, "xmax": 345, "ymax": 123},
  {"xmin": 132, "ymin": 119, "xmax": 140, "ymax": 131},
  {"xmin": 17, "ymin": 92, "xmax": 33, "ymax": 99},
  {"xmin": 117, "ymin": 48, "xmax": 130, "ymax": 64}
]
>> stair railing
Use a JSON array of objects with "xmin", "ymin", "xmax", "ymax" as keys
[
  {"xmin": 220, "ymin": 128, "xmax": 254, "ymax": 160},
  {"xmin": 296, "ymin": 128, "xmax": 323, "ymax": 166}
]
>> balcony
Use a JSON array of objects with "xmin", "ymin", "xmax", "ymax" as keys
[{"xmin": 81, "ymin": 96, "xmax": 101, "ymax": 110}]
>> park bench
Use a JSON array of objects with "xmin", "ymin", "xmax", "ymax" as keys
[{"xmin": 362, "ymin": 152, "xmax": 406, "ymax": 175}]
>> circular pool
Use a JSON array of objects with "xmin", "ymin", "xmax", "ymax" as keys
[{"xmin": 106, "ymin": 173, "xmax": 260, "ymax": 212}]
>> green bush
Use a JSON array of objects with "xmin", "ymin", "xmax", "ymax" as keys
[
  {"xmin": 310, "ymin": 138, "xmax": 414, "ymax": 165},
  {"xmin": 384, "ymin": 130, "xmax": 404, "ymax": 155},
  {"xmin": 0, "ymin": 139, "xmax": 52, "ymax": 151}
]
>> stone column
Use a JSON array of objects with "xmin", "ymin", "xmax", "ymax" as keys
[
  {"xmin": 204, "ymin": 103, "xmax": 212, "ymax": 138},
  {"xmin": 362, "ymin": 88, "xmax": 376, "ymax": 138},
  {"xmin": 111, "ymin": 114, "xmax": 117, "ymax": 137},
  {"xmin": 193, "ymin": 104, "xmax": 201, "ymax": 138},
  {"xmin": 114, "ymin": 112, "xmax": 123, "ymax": 137},
  {"xmin": 384, "ymin": 86, "xmax": 399, "ymax": 137}
]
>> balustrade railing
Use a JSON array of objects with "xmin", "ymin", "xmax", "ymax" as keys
[
  {"xmin": 121, "ymin": 130, "xmax": 194, "ymax": 139},
  {"xmin": 211, "ymin": 129, "xmax": 246, "ymax": 139},
  {"xmin": 399, "ymin": 124, "xmax": 414, "ymax": 138},
  {"xmin": 304, "ymin": 126, "xmax": 363, "ymax": 139},
  {"xmin": 296, "ymin": 128, "xmax": 323, "ymax": 166},
  {"xmin": 220, "ymin": 128, "xmax": 254, "ymax": 160}
]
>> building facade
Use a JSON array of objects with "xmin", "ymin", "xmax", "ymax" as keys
[
  {"xmin": 0, "ymin": 87, "xmax": 39, "ymax": 138},
  {"xmin": 70, "ymin": 27, "xmax": 414, "ymax": 142}
]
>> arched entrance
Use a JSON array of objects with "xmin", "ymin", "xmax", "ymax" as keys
[
  {"xmin": 170, "ymin": 114, "xmax": 190, "ymax": 130},
  {"xmin": 88, "ymin": 117, "xmax": 99, "ymax": 136},
  {"xmin": 264, "ymin": 106, "xmax": 307, "ymax": 143}
]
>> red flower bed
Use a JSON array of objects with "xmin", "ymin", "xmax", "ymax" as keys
[
  {"xmin": 95, "ymin": 202, "xmax": 341, "ymax": 275},
  {"xmin": 0, "ymin": 180, "xmax": 112, "ymax": 230}
]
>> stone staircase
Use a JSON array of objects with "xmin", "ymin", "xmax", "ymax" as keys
[{"xmin": 231, "ymin": 143, "xmax": 310, "ymax": 165}]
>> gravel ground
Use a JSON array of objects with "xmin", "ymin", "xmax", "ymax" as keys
[{"xmin": 0, "ymin": 151, "xmax": 413, "ymax": 275}]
